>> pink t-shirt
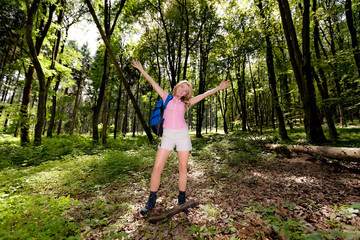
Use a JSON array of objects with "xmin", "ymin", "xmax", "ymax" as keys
[{"xmin": 162, "ymin": 92, "xmax": 188, "ymax": 130}]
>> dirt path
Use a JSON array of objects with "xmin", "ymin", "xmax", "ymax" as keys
[{"xmin": 83, "ymin": 148, "xmax": 360, "ymax": 239}]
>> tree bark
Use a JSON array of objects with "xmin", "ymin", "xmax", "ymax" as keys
[
  {"xmin": 266, "ymin": 144, "xmax": 360, "ymax": 162},
  {"xmin": 181, "ymin": 2, "xmax": 207, "ymax": 80},
  {"xmin": 46, "ymin": 0, "xmax": 66, "ymax": 138},
  {"xmin": 114, "ymin": 81, "xmax": 122, "ymax": 139},
  {"xmin": 132, "ymin": 80, "xmax": 140, "ymax": 137},
  {"xmin": 149, "ymin": 200, "xmax": 199, "ymax": 224},
  {"xmin": 85, "ymin": 0, "xmax": 154, "ymax": 142},
  {"xmin": 20, "ymin": 0, "xmax": 56, "ymax": 145},
  {"xmin": 236, "ymin": 51, "xmax": 247, "ymax": 132},
  {"xmin": 257, "ymin": 0, "xmax": 290, "ymax": 141},
  {"xmin": 3, "ymin": 74, "xmax": 19, "ymax": 129},
  {"xmin": 47, "ymin": 74, "xmax": 61, "ymax": 137},
  {"xmin": 217, "ymin": 90, "xmax": 228, "ymax": 134},
  {"xmin": 312, "ymin": 1, "xmax": 338, "ymax": 140},
  {"xmin": 70, "ymin": 76, "xmax": 83, "ymax": 135},
  {"xmin": 345, "ymin": 0, "xmax": 360, "ymax": 77},
  {"xmin": 90, "ymin": 0, "xmax": 126, "ymax": 143},
  {"xmin": 23, "ymin": 0, "xmax": 56, "ymax": 146},
  {"xmin": 277, "ymin": 0, "xmax": 326, "ymax": 144}
]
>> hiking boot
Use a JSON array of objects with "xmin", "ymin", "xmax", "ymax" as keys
[
  {"xmin": 140, "ymin": 191, "xmax": 157, "ymax": 216},
  {"xmin": 178, "ymin": 190, "xmax": 186, "ymax": 205}
]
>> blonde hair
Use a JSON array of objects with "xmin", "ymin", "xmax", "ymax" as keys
[{"xmin": 172, "ymin": 80, "xmax": 193, "ymax": 109}]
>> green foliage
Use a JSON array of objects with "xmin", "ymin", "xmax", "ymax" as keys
[
  {"xmin": 0, "ymin": 137, "xmax": 156, "ymax": 197},
  {"xmin": 191, "ymin": 133, "xmax": 267, "ymax": 172},
  {"xmin": 243, "ymin": 202, "xmax": 360, "ymax": 240},
  {"xmin": 0, "ymin": 134, "xmax": 156, "ymax": 239},
  {"xmin": 79, "ymin": 198, "xmax": 130, "ymax": 229},
  {"xmin": 0, "ymin": 135, "xmax": 102, "ymax": 167},
  {"xmin": 0, "ymin": 194, "xmax": 81, "ymax": 239},
  {"xmin": 186, "ymin": 224, "xmax": 216, "ymax": 240}
]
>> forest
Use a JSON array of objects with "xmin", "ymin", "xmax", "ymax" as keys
[{"xmin": 0, "ymin": 0, "xmax": 360, "ymax": 239}]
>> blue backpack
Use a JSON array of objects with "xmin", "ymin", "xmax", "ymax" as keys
[{"xmin": 150, "ymin": 94, "xmax": 173, "ymax": 136}]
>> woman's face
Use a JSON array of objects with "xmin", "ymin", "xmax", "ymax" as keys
[{"xmin": 176, "ymin": 83, "xmax": 190, "ymax": 98}]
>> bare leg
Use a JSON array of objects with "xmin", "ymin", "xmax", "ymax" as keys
[
  {"xmin": 150, "ymin": 148, "xmax": 172, "ymax": 191},
  {"xmin": 178, "ymin": 151, "xmax": 190, "ymax": 191}
]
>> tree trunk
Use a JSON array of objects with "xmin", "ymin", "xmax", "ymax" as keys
[
  {"xmin": 25, "ymin": 1, "xmax": 56, "ymax": 146},
  {"xmin": 4, "ymin": 78, "xmax": 19, "ymax": 129},
  {"xmin": 149, "ymin": 200, "xmax": 199, "ymax": 224},
  {"xmin": 122, "ymin": 94, "xmax": 129, "ymax": 136},
  {"xmin": 70, "ymin": 76, "xmax": 83, "ymax": 135},
  {"xmin": 132, "ymin": 80, "xmax": 140, "ymax": 137},
  {"xmin": 217, "ymin": 90, "xmax": 228, "ymax": 134},
  {"xmin": 325, "ymin": 11, "xmax": 346, "ymax": 128},
  {"xmin": 266, "ymin": 144, "xmax": 360, "ymax": 162},
  {"xmin": 46, "ymin": 2, "xmax": 66, "ymax": 137},
  {"xmin": 85, "ymin": 0, "xmax": 154, "ymax": 143},
  {"xmin": 114, "ymin": 81, "xmax": 122, "ymax": 139},
  {"xmin": 237, "ymin": 52, "xmax": 247, "ymax": 132},
  {"xmin": 257, "ymin": 0, "xmax": 290, "ymax": 141},
  {"xmin": 345, "ymin": 0, "xmax": 360, "ymax": 77},
  {"xmin": 277, "ymin": 0, "xmax": 326, "ymax": 144},
  {"xmin": 196, "ymin": 32, "xmax": 209, "ymax": 138},
  {"xmin": 182, "ymin": 3, "xmax": 207, "ymax": 80},
  {"xmin": 101, "ymin": 60, "xmax": 109, "ymax": 145},
  {"xmin": 56, "ymin": 88, "xmax": 68, "ymax": 135},
  {"xmin": 47, "ymin": 74, "xmax": 61, "ymax": 137},
  {"xmin": 248, "ymin": 61, "xmax": 259, "ymax": 127},
  {"xmin": 20, "ymin": 0, "xmax": 56, "ymax": 145},
  {"xmin": 311, "ymin": 1, "xmax": 338, "ymax": 141},
  {"xmin": 20, "ymin": 67, "xmax": 35, "ymax": 144}
]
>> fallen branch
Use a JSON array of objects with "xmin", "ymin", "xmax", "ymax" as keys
[
  {"xmin": 149, "ymin": 200, "xmax": 199, "ymax": 224},
  {"xmin": 266, "ymin": 144, "xmax": 360, "ymax": 162}
]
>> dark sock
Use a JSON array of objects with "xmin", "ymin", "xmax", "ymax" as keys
[{"xmin": 178, "ymin": 190, "xmax": 186, "ymax": 205}]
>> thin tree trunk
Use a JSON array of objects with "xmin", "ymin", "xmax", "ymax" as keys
[
  {"xmin": 85, "ymin": 0, "xmax": 154, "ymax": 143},
  {"xmin": 47, "ymin": 74, "xmax": 61, "ymax": 137},
  {"xmin": 257, "ymin": 0, "xmax": 290, "ymax": 141},
  {"xmin": 132, "ymin": 80, "xmax": 140, "ymax": 137},
  {"xmin": 312, "ymin": 0, "xmax": 338, "ymax": 140},
  {"xmin": 345, "ymin": 0, "xmax": 360, "ymax": 77},
  {"xmin": 325, "ymin": 10, "xmax": 346, "ymax": 127},
  {"xmin": 122, "ymin": 94, "xmax": 129, "ymax": 136},
  {"xmin": 217, "ymin": 90, "xmax": 228, "ymax": 134},
  {"xmin": 70, "ymin": 76, "xmax": 83, "ymax": 135},
  {"xmin": 4, "ymin": 80, "xmax": 18, "ymax": 129},
  {"xmin": 114, "ymin": 81, "xmax": 122, "ymax": 139},
  {"xmin": 237, "ymin": 52, "xmax": 247, "ymax": 132}
]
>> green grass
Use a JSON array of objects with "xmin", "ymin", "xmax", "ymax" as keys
[
  {"xmin": 0, "ymin": 134, "xmax": 156, "ymax": 239},
  {"xmin": 0, "ymin": 194, "xmax": 81, "ymax": 239}
]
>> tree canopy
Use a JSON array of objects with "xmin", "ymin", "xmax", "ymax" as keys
[{"xmin": 0, "ymin": 0, "xmax": 359, "ymax": 144}]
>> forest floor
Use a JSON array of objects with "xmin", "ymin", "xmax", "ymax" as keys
[
  {"xmin": 1, "ymin": 131, "xmax": 360, "ymax": 239},
  {"xmin": 78, "ymin": 134, "xmax": 360, "ymax": 240}
]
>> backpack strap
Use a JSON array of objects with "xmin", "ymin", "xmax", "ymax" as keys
[{"xmin": 163, "ymin": 94, "xmax": 173, "ymax": 109}]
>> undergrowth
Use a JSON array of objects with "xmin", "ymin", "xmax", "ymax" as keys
[
  {"xmin": 0, "ymin": 134, "xmax": 155, "ymax": 239},
  {"xmin": 1, "ymin": 131, "xmax": 359, "ymax": 239}
]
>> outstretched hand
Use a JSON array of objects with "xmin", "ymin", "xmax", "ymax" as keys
[
  {"xmin": 218, "ymin": 80, "xmax": 231, "ymax": 90},
  {"xmin": 131, "ymin": 59, "xmax": 143, "ymax": 71}
]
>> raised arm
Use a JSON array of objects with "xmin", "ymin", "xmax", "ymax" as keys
[
  {"xmin": 189, "ymin": 80, "xmax": 231, "ymax": 106},
  {"xmin": 131, "ymin": 59, "xmax": 166, "ymax": 99}
]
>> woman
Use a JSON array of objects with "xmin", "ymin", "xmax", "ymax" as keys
[{"xmin": 131, "ymin": 59, "xmax": 230, "ymax": 215}]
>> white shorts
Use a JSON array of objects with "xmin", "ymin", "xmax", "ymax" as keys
[{"xmin": 159, "ymin": 128, "xmax": 192, "ymax": 152}]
